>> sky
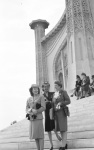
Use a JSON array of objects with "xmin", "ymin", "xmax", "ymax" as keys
[{"xmin": 0, "ymin": 0, "xmax": 65, "ymax": 130}]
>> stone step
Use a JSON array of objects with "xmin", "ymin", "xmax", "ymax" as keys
[
  {"xmin": 68, "ymin": 113, "xmax": 94, "ymax": 121},
  {"xmin": 12, "ymin": 138, "xmax": 94, "ymax": 149},
  {"xmin": 0, "ymin": 143, "xmax": 18, "ymax": 150},
  {"xmin": 70, "ymin": 110, "xmax": 94, "ymax": 117},
  {"xmin": 67, "ymin": 130, "xmax": 94, "ymax": 140},
  {"xmin": 0, "ymin": 129, "xmax": 94, "ymax": 144},
  {"xmin": 70, "ymin": 102, "xmax": 94, "ymax": 111},
  {"xmin": 67, "ymin": 138, "xmax": 94, "ymax": 148},
  {"xmin": 0, "ymin": 115, "xmax": 94, "ymax": 138},
  {"xmin": 70, "ymin": 96, "xmax": 94, "ymax": 105},
  {"xmin": 68, "ymin": 117, "xmax": 94, "ymax": 125},
  {"xmin": 1, "ymin": 117, "xmax": 94, "ymax": 140},
  {"xmin": 0, "ymin": 142, "xmax": 93, "ymax": 150},
  {"xmin": 68, "ymin": 123, "xmax": 94, "ymax": 132},
  {"xmin": 70, "ymin": 102, "xmax": 94, "ymax": 112}
]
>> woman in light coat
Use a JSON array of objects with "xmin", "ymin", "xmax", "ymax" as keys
[{"xmin": 26, "ymin": 84, "xmax": 45, "ymax": 150}]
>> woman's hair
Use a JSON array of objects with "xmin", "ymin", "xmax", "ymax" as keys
[
  {"xmin": 43, "ymin": 82, "xmax": 50, "ymax": 87},
  {"xmin": 92, "ymin": 75, "xmax": 94, "ymax": 79},
  {"xmin": 29, "ymin": 84, "xmax": 40, "ymax": 96},
  {"xmin": 81, "ymin": 73, "xmax": 86, "ymax": 76},
  {"xmin": 54, "ymin": 81, "xmax": 62, "ymax": 88},
  {"xmin": 76, "ymin": 75, "xmax": 81, "ymax": 79}
]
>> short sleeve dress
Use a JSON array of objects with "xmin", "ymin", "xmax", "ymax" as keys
[{"xmin": 26, "ymin": 95, "xmax": 45, "ymax": 139}]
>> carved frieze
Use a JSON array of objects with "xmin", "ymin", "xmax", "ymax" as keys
[
  {"xmin": 66, "ymin": 0, "xmax": 94, "ymax": 36},
  {"xmin": 82, "ymin": 0, "xmax": 94, "ymax": 36},
  {"xmin": 66, "ymin": 0, "xmax": 73, "ymax": 36},
  {"xmin": 73, "ymin": 0, "xmax": 83, "ymax": 33}
]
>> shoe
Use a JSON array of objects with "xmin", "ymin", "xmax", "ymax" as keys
[
  {"xmin": 70, "ymin": 94, "xmax": 73, "ymax": 97},
  {"xmin": 65, "ymin": 144, "xmax": 67, "ymax": 149},
  {"xmin": 50, "ymin": 146, "xmax": 53, "ymax": 150},
  {"xmin": 80, "ymin": 96, "xmax": 85, "ymax": 99},
  {"xmin": 59, "ymin": 147, "xmax": 65, "ymax": 150},
  {"xmin": 59, "ymin": 147, "xmax": 62, "ymax": 150}
]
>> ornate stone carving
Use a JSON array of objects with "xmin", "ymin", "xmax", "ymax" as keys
[
  {"xmin": 82, "ymin": 0, "xmax": 94, "ymax": 36},
  {"xmin": 66, "ymin": 0, "xmax": 73, "ymax": 36},
  {"xmin": 66, "ymin": 0, "xmax": 94, "ymax": 35},
  {"xmin": 73, "ymin": 0, "xmax": 83, "ymax": 33}
]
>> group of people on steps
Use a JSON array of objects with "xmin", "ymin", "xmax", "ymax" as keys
[
  {"xmin": 26, "ymin": 81, "xmax": 71, "ymax": 150},
  {"xmin": 71, "ymin": 73, "xmax": 94, "ymax": 100}
]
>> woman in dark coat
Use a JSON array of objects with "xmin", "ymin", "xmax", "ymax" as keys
[
  {"xmin": 53, "ymin": 81, "xmax": 71, "ymax": 150},
  {"xmin": 81, "ymin": 73, "xmax": 90, "ymax": 98},
  {"xmin": 71, "ymin": 75, "xmax": 82, "ymax": 99},
  {"xmin": 43, "ymin": 82, "xmax": 62, "ymax": 150}
]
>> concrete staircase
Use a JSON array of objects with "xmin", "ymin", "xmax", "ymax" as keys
[{"xmin": 0, "ymin": 95, "xmax": 94, "ymax": 150}]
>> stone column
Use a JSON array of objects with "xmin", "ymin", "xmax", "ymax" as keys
[
  {"xmin": 29, "ymin": 20, "xmax": 49, "ymax": 87},
  {"xmin": 66, "ymin": 0, "xmax": 94, "ymax": 91}
]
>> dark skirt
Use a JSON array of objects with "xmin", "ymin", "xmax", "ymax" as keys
[
  {"xmin": 55, "ymin": 109, "xmax": 67, "ymax": 132},
  {"xmin": 45, "ymin": 114, "xmax": 55, "ymax": 132}
]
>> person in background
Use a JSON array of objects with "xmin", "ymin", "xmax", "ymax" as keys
[
  {"xmin": 80, "ymin": 73, "xmax": 91, "ymax": 98},
  {"xmin": 26, "ymin": 84, "xmax": 45, "ymax": 150},
  {"xmin": 53, "ymin": 81, "xmax": 71, "ymax": 150},
  {"xmin": 71, "ymin": 75, "xmax": 82, "ymax": 100},
  {"xmin": 41, "ymin": 84, "xmax": 45, "ymax": 94},
  {"xmin": 90, "ymin": 75, "xmax": 94, "ymax": 93},
  {"xmin": 43, "ymin": 82, "xmax": 62, "ymax": 150}
]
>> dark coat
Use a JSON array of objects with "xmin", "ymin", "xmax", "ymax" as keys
[
  {"xmin": 43, "ymin": 92, "xmax": 55, "ymax": 132},
  {"xmin": 81, "ymin": 76, "xmax": 90, "ymax": 91},
  {"xmin": 53, "ymin": 90, "xmax": 71, "ymax": 131}
]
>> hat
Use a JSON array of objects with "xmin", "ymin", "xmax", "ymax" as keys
[
  {"xmin": 81, "ymin": 73, "xmax": 86, "ymax": 76},
  {"xmin": 92, "ymin": 75, "xmax": 94, "ymax": 79},
  {"xmin": 54, "ymin": 81, "xmax": 62, "ymax": 88},
  {"xmin": 31, "ymin": 84, "xmax": 39, "ymax": 88},
  {"xmin": 43, "ymin": 82, "xmax": 50, "ymax": 87},
  {"xmin": 29, "ymin": 84, "xmax": 40, "ymax": 96}
]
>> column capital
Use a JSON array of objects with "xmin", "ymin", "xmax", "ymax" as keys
[{"xmin": 29, "ymin": 19, "xmax": 49, "ymax": 30}]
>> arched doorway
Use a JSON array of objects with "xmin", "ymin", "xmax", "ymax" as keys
[
  {"xmin": 54, "ymin": 51, "xmax": 64, "ymax": 89},
  {"xmin": 58, "ymin": 72, "xmax": 64, "ymax": 89},
  {"xmin": 53, "ymin": 40, "xmax": 68, "ymax": 90}
]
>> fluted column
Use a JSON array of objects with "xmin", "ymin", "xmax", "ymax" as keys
[{"xmin": 29, "ymin": 20, "xmax": 49, "ymax": 87}]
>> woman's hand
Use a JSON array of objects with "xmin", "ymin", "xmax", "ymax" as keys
[
  {"xmin": 32, "ymin": 109, "xmax": 37, "ymax": 115},
  {"xmin": 27, "ymin": 108, "xmax": 32, "ymax": 114}
]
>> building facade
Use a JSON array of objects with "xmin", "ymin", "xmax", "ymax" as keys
[{"xmin": 30, "ymin": 0, "xmax": 94, "ymax": 92}]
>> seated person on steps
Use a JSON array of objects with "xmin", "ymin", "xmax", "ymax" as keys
[
  {"xmin": 80, "ymin": 73, "xmax": 91, "ymax": 99},
  {"xmin": 71, "ymin": 75, "xmax": 82, "ymax": 100},
  {"xmin": 90, "ymin": 75, "xmax": 94, "ymax": 93}
]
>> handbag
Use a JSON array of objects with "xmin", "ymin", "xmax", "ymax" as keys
[
  {"xmin": 26, "ymin": 103, "xmax": 41, "ymax": 120},
  {"xmin": 63, "ymin": 106, "xmax": 70, "ymax": 117},
  {"xmin": 26, "ymin": 113, "xmax": 30, "ymax": 120}
]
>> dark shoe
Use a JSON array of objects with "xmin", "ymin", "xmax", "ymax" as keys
[
  {"xmin": 65, "ymin": 144, "xmax": 67, "ymax": 149},
  {"xmin": 80, "ymin": 96, "xmax": 85, "ymax": 99},
  {"xmin": 70, "ymin": 94, "xmax": 73, "ymax": 97},
  {"xmin": 59, "ymin": 147, "xmax": 65, "ymax": 150},
  {"xmin": 50, "ymin": 146, "xmax": 53, "ymax": 150}
]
